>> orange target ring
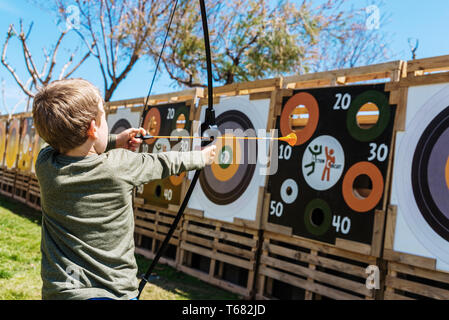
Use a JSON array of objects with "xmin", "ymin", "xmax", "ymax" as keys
[
  {"xmin": 210, "ymin": 134, "xmax": 242, "ymax": 182},
  {"xmin": 342, "ymin": 161, "xmax": 384, "ymax": 213},
  {"xmin": 169, "ymin": 172, "xmax": 185, "ymax": 186},
  {"xmin": 280, "ymin": 92, "xmax": 319, "ymax": 146},
  {"xmin": 143, "ymin": 108, "xmax": 161, "ymax": 144}
]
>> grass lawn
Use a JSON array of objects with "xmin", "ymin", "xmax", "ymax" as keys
[{"xmin": 0, "ymin": 196, "xmax": 238, "ymax": 300}]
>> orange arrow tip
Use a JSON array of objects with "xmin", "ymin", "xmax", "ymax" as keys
[{"xmin": 279, "ymin": 132, "xmax": 297, "ymax": 146}]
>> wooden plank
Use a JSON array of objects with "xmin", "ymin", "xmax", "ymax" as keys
[
  {"xmin": 265, "ymin": 232, "xmax": 376, "ymax": 265},
  {"xmin": 407, "ymin": 55, "xmax": 449, "ymax": 73},
  {"xmin": 383, "ymin": 205, "xmax": 397, "ymax": 251},
  {"xmin": 383, "ymin": 290, "xmax": 414, "ymax": 300},
  {"xmin": 184, "ymin": 223, "xmax": 258, "ymax": 247},
  {"xmin": 180, "ymin": 242, "xmax": 254, "ymax": 270},
  {"xmin": 385, "ymin": 275, "xmax": 449, "ymax": 299},
  {"xmin": 259, "ymin": 265, "xmax": 364, "ymax": 300},
  {"xmin": 260, "ymin": 255, "xmax": 372, "ymax": 297},
  {"xmin": 383, "ymin": 249, "xmax": 436, "ymax": 270},
  {"xmin": 334, "ymin": 238, "xmax": 372, "ymax": 256},
  {"xmin": 264, "ymin": 242, "xmax": 368, "ymax": 279},
  {"xmin": 389, "ymin": 262, "xmax": 449, "ymax": 285}
]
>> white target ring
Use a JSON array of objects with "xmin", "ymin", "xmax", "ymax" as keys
[
  {"xmin": 280, "ymin": 179, "xmax": 298, "ymax": 204},
  {"xmin": 393, "ymin": 84, "xmax": 449, "ymax": 267}
]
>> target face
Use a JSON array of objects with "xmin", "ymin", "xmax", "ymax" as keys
[
  {"xmin": 5, "ymin": 118, "xmax": 21, "ymax": 169},
  {"xmin": 188, "ymin": 95, "xmax": 270, "ymax": 223},
  {"xmin": 302, "ymin": 135, "xmax": 345, "ymax": 191},
  {"xmin": 199, "ymin": 110, "xmax": 257, "ymax": 205},
  {"xmin": 391, "ymin": 84, "xmax": 449, "ymax": 268},
  {"xmin": 268, "ymin": 84, "xmax": 396, "ymax": 247},
  {"xmin": 0, "ymin": 119, "xmax": 7, "ymax": 167},
  {"xmin": 106, "ymin": 107, "xmax": 141, "ymax": 136},
  {"xmin": 137, "ymin": 102, "xmax": 192, "ymax": 207},
  {"xmin": 31, "ymin": 131, "xmax": 46, "ymax": 174},
  {"xmin": 18, "ymin": 117, "xmax": 34, "ymax": 172}
]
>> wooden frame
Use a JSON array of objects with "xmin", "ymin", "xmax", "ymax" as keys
[
  {"xmin": 187, "ymin": 79, "xmax": 281, "ymax": 230},
  {"xmin": 256, "ymin": 231, "xmax": 379, "ymax": 300},
  {"xmin": 381, "ymin": 55, "xmax": 449, "ymax": 299},
  {"xmin": 178, "ymin": 214, "xmax": 261, "ymax": 299}
]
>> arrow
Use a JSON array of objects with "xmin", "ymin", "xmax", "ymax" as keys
[{"xmin": 135, "ymin": 132, "xmax": 298, "ymax": 146}]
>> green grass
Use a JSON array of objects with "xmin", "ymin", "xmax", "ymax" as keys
[{"xmin": 0, "ymin": 196, "xmax": 238, "ymax": 300}]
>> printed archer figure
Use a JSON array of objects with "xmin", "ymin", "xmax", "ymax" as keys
[
  {"xmin": 304, "ymin": 144, "xmax": 322, "ymax": 176},
  {"xmin": 321, "ymin": 146, "xmax": 335, "ymax": 181}
]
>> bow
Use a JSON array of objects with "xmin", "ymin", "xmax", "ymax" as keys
[{"xmin": 136, "ymin": 0, "xmax": 216, "ymax": 299}]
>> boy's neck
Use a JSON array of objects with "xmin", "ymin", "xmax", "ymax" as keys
[{"xmin": 64, "ymin": 140, "xmax": 99, "ymax": 157}]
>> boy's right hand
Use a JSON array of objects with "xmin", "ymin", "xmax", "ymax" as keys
[{"xmin": 202, "ymin": 145, "xmax": 217, "ymax": 166}]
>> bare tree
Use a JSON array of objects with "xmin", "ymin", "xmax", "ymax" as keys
[
  {"xmin": 53, "ymin": 0, "xmax": 173, "ymax": 101},
  {"xmin": 1, "ymin": 19, "xmax": 92, "ymax": 106}
]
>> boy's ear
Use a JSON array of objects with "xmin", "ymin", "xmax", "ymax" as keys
[{"xmin": 87, "ymin": 119, "xmax": 97, "ymax": 138}]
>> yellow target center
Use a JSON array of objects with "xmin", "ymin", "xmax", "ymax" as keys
[{"xmin": 211, "ymin": 134, "xmax": 241, "ymax": 182}]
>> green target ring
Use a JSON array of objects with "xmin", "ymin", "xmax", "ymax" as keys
[
  {"xmin": 346, "ymin": 90, "xmax": 390, "ymax": 142},
  {"xmin": 304, "ymin": 198, "xmax": 332, "ymax": 236}
]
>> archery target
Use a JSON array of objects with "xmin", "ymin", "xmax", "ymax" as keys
[
  {"xmin": 5, "ymin": 118, "xmax": 21, "ymax": 169},
  {"xmin": 107, "ymin": 107, "xmax": 141, "ymax": 135},
  {"xmin": 137, "ymin": 102, "xmax": 192, "ymax": 207},
  {"xmin": 0, "ymin": 119, "xmax": 7, "ymax": 167},
  {"xmin": 188, "ymin": 95, "xmax": 270, "ymax": 223},
  {"xmin": 31, "ymin": 131, "xmax": 46, "ymax": 174},
  {"xmin": 391, "ymin": 83, "xmax": 449, "ymax": 270},
  {"xmin": 302, "ymin": 135, "xmax": 345, "ymax": 191},
  {"xmin": 268, "ymin": 84, "xmax": 396, "ymax": 247},
  {"xmin": 17, "ymin": 117, "xmax": 34, "ymax": 172}
]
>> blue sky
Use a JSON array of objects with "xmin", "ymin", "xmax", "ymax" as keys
[{"xmin": 0, "ymin": 0, "xmax": 448, "ymax": 113}]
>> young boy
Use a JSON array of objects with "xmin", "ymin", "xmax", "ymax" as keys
[{"xmin": 32, "ymin": 78, "xmax": 216, "ymax": 300}]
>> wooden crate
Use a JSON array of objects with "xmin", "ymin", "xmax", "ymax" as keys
[
  {"xmin": 178, "ymin": 214, "xmax": 261, "ymax": 299},
  {"xmin": 13, "ymin": 172, "xmax": 30, "ymax": 204},
  {"xmin": 133, "ymin": 199, "xmax": 183, "ymax": 269},
  {"xmin": 26, "ymin": 175, "xmax": 41, "ymax": 210},
  {"xmin": 0, "ymin": 168, "xmax": 16, "ymax": 198},
  {"xmin": 256, "ymin": 231, "xmax": 380, "ymax": 300},
  {"xmin": 282, "ymin": 60, "xmax": 406, "ymax": 90},
  {"xmin": 384, "ymin": 261, "xmax": 449, "ymax": 300}
]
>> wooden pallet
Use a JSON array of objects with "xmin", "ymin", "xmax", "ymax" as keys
[
  {"xmin": 177, "ymin": 214, "xmax": 261, "ymax": 299},
  {"xmin": 282, "ymin": 60, "xmax": 406, "ymax": 90},
  {"xmin": 133, "ymin": 199, "xmax": 183, "ymax": 268},
  {"xmin": 26, "ymin": 175, "xmax": 41, "ymax": 210},
  {"xmin": 13, "ymin": 172, "xmax": 30, "ymax": 204},
  {"xmin": 384, "ymin": 261, "xmax": 449, "ymax": 300},
  {"xmin": 256, "ymin": 231, "xmax": 379, "ymax": 300},
  {"xmin": 0, "ymin": 169, "xmax": 16, "ymax": 198}
]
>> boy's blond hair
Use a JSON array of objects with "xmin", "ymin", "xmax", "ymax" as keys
[{"xmin": 32, "ymin": 79, "xmax": 103, "ymax": 153}]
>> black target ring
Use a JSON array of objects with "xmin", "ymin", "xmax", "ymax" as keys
[
  {"xmin": 110, "ymin": 118, "xmax": 132, "ymax": 134},
  {"xmin": 199, "ymin": 110, "xmax": 257, "ymax": 205},
  {"xmin": 412, "ymin": 105, "xmax": 449, "ymax": 242}
]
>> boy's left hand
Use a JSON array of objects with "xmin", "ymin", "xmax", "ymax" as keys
[{"xmin": 116, "ymin": 128, "xmax": 146, "ymax": 151}]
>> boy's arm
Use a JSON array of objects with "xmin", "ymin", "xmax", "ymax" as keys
[{"xmin": 110, "ymin": 150, "xmax": 206, "ymax": 187}]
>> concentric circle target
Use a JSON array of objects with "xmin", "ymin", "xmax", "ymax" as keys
[
  {"xmin": 342, "ymin": 161, "xmax": 384, "ymax": 212},
  {"xmin": 5, "ymin": 120, "xmax": 20, "ymax": 169},
  {"xmin": 0, "ymin": 120, "xmax": 6, "ymax": 164},
  {"xmin": 346, "ymin": 90, "xmax": 390, "ymax": 142},
  {"xmin": 110, "ymin": 118, "xmax": 131, "ymax": 134},
  {"xmin": 143, "ymin": 107, "xmax": 161, "ymax": 144},
  {"xmin": 280, "ymin": 179, "xmax": 298, "ymax": 204},
  {"xmin": 280, "ymin": 92, "xmax": 319, "ymax": 146},
  {"xmin": 171, "ymin": 105, "xmax": 189, "ymax": 132},
  {"xmin": 199, "ymin": 110, "xmax": 256, "ymax": 205},
  {"xmin": 304, "ymin": 198, "xmax": 332, "ymax": 236},
  {"xmin": 394, "ymin": 84, "xmax": 449, "ymax": 265}
]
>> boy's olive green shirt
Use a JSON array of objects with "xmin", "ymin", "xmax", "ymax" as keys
[{"xmin": 36, "ymin": 135, "xmax": 205, "ymax": 300}]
